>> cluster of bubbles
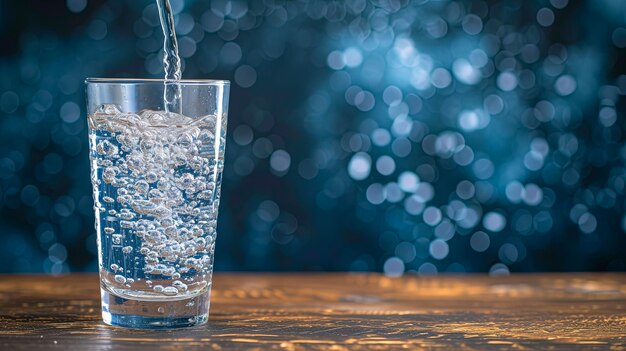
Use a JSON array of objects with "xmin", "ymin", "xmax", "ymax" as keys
[
  {"xmin": 90, "ymin": 104, "xmax": 223, "ymax": 296},
  {"xmin": 0, "ymin": 0, "xmax": 625, "ymax": 274}
]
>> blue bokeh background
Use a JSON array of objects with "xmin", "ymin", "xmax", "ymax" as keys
[{"xmin": 1, "ymin": 0, "xmax": 625, "ymax": 274}]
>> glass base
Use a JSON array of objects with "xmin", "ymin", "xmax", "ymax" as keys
[{"xmin": 100, "ymin": 286, "xmax": 211, "ymax": 329}]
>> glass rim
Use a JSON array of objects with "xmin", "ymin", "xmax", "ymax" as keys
[{"xmin": 85, "ymin": 78, "xmax": 230, "ymax": 85}]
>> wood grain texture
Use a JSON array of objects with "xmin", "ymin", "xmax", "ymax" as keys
[{"xmin": 0, "ymin": 273, "xmax": 624, "ymax": 350}]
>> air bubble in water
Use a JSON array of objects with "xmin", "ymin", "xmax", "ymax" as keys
[
  {"xmin": 131, "ymin": 199, "xmax": 158, "ymax": 214},
  {"xmin": 164, "ymin": 226, "xmax": 177, "ymax": 236},
  {"xmin": 97, "ymin": 140, "xmax": 118, "ymax": 157},
  {"xmin": 176, "ymin": 173, "xmax": 195, "ymax": 189},
  {"xmin": 120, "ymin": 220, "xmax": 134, "ymax": 228},
  {"xmin": 112, "ymin": 234, "xmax": 122, "ymax": 245},
  {"xmin": 117, "ymin": 195, "xmax": 132, "ymax": 205},
  {"xmin": 102, "ymin": 167, "xmax": 117, "ymax": 184},
  {"xmin": 119, "ymin": 211, "xmax": 135, "ymax": 221},
  {"xmin": 134, "ymin": 180, "xmax": 149, "ymax": 194},
  {"xmin": 153, "ymin": 206, "xmax": 172, "ymax": 218},
  {"xmin": 145, "ymin": 172, "xmax": 158, "ymax": 183},
  {"xmin": 162, "ymin": 287, "xmax": 178, "ymax": 296},
  {"xmin": 140, "ymin": 138, "xmax": 156, "ymax": 153},
  {"xmin": 114, "ymin": 275, "xmax": 126, "ymax": 284},
  {"xmin": 197, "ymin": 190, "xmax": 213, "ymax": 199},
  {"xmin": 173, "ymin": 280, "xmax": 188, "ymax": 292}
]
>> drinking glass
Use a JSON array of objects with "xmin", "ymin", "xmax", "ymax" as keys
[{"xmin": 86, "ymin": 78, "xmax": 229, "ymax": 328}]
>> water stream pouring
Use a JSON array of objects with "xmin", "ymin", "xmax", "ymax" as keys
[{"xmin": 156, "ymin": 0, "xmax": 182, "ymax": 114}]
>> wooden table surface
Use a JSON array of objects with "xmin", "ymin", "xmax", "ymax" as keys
[{"xmin": 0, "ymin": 273, "xmax": 624, "ymax": 350}]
